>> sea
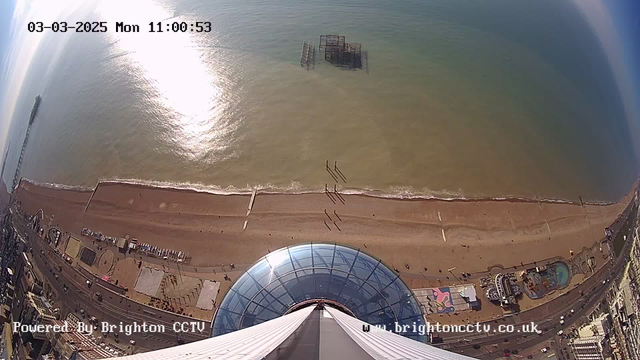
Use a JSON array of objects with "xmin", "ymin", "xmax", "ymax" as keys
[{"xmin": 3, "ymin": 0, "xmax": 638, "ymax": 202}]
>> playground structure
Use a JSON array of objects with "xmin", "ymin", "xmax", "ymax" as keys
[
  {"xmin": 484, "ymin": 273, "xmax": 523, "ymax": 307},
  {"xmin": 522, "ymin": 261, "xmax": 571, "ymax": 299},
  {"xmin": 414, "ymin": 284, "xmax": 480, "ymax": 315}
]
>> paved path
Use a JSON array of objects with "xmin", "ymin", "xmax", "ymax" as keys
[
  {"xmin": 441, "ymin": 201, "xmax": 636, "ymax": 358},
  {"xmin": 14, "ymin": 215, "xmax": 209, "ymax": 353}
]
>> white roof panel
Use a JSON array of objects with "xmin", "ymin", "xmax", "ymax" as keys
[{"xmin": 112, "ymin": 306, "xmax": 314, "ymax": 360}]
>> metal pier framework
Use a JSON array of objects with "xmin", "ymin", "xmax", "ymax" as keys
[
  {"xmin": 11, "ymin": 96, "xmax": 41, "ymax": 192},
  {"xmin": 300, "ymin": 41, "xmax": 316, "ymax": 70},
  {"xmin": 319, "ymin": 35, "xmax": 363, "ymax": 69},
  {"xmin": 300, "ymin": 35, "xmax": 365, "ymax": 71}
]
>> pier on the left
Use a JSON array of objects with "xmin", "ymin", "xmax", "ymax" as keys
[{"xmin": 11, "ymin": 95, "xmax": 41, "ymax": 193}]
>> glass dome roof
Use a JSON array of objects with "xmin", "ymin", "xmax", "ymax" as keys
[{"xmin": 212, "ymin": 243, "xmax": 425, "ymax": 341}]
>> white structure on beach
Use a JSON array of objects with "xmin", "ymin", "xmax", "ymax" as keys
[
  {"xmin": 114, "ymin": 243, "xmax": 477, "ymax": 359},
  {"xmin": 115, "ymin": 305, "xmax": 475, "ymax": 360}
]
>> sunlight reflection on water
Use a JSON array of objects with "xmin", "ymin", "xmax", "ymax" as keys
[{"xmin": 96, "ymin": 0, "xmax": 229, "ymax": 160}]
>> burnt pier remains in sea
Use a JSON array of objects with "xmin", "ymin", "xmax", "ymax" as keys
[{"xmin": 300, "ymin": 35, "xmax": 366, "ymax": 71}]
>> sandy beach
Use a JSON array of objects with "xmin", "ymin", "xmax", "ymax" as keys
[{"xmin": 14, "ymin": 179, "xmax": 634, "ymax": 277}]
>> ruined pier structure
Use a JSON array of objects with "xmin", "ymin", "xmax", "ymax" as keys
[
  {"xmin": 300, "ymin": 35, "xmax": 364, "ymax": 70},
  {"xmin": 300, "ymin": 41, "xmax": 316, "ymax": 70},
  {"xmin": 319, "ymin": 35, "xmax": 362, "ymax": 69}
]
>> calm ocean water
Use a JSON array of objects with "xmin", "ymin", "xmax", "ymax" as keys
[{"xmin": 4, "ymin": 0, "xmax": 638, "ymax": 201}]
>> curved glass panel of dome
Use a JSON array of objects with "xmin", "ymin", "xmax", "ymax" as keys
[{"xmin": 212, "ymin": 243, "xmax": 425, "ymax": 341}]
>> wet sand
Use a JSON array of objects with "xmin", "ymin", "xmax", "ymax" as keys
[{"xmin": 15, "ymin": 179, "xmax": 634, "ymax": 276}]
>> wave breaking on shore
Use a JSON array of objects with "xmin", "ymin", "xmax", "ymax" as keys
[{"xmin": 20, "ymin": 177, "xmax": 617, "ymax": 206}]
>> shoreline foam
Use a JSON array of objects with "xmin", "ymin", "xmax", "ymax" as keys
[
  {"xmin": 15, "ymin": 175, "xmax": 634, "ymax": 278},
  {"xmin": 21, "ymin": 177, "xmax": 620, "ymax": 206}
]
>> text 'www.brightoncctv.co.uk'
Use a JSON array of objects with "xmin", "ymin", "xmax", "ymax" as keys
[{"xmin": 362, "ymin": 321, "xmax": 540, "ymax": 336}]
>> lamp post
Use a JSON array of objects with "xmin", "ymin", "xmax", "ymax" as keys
[{"xmin": 448, "ymin": 266, "xmax": 462, "ymax": 283}]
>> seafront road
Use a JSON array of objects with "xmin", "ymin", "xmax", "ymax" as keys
[{"xmin": 13, "ymin": 213, "xmax": 209, "ymax": 353}]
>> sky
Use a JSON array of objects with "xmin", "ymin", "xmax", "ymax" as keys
[
  {"xmin": 1, "ymin": 0, "xmax": 639, "ymax": 175},
  {"xmin": 0, "ymin": 0, "xmax": 17, "ymax": 122},
  {"xmin": 570, "ymin": 0, "xmax": 640, "ymax": 160},
  {"xmin": 0, "ymin": 0, "xmax": 90, "ymax": 170},
  {"xmin": 0, "ymin": 0, "xmax": 19, "ymax": 156},
  {"xmin": 615, "ymin": 0, "xmax": 640, "ymax": 109}
]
